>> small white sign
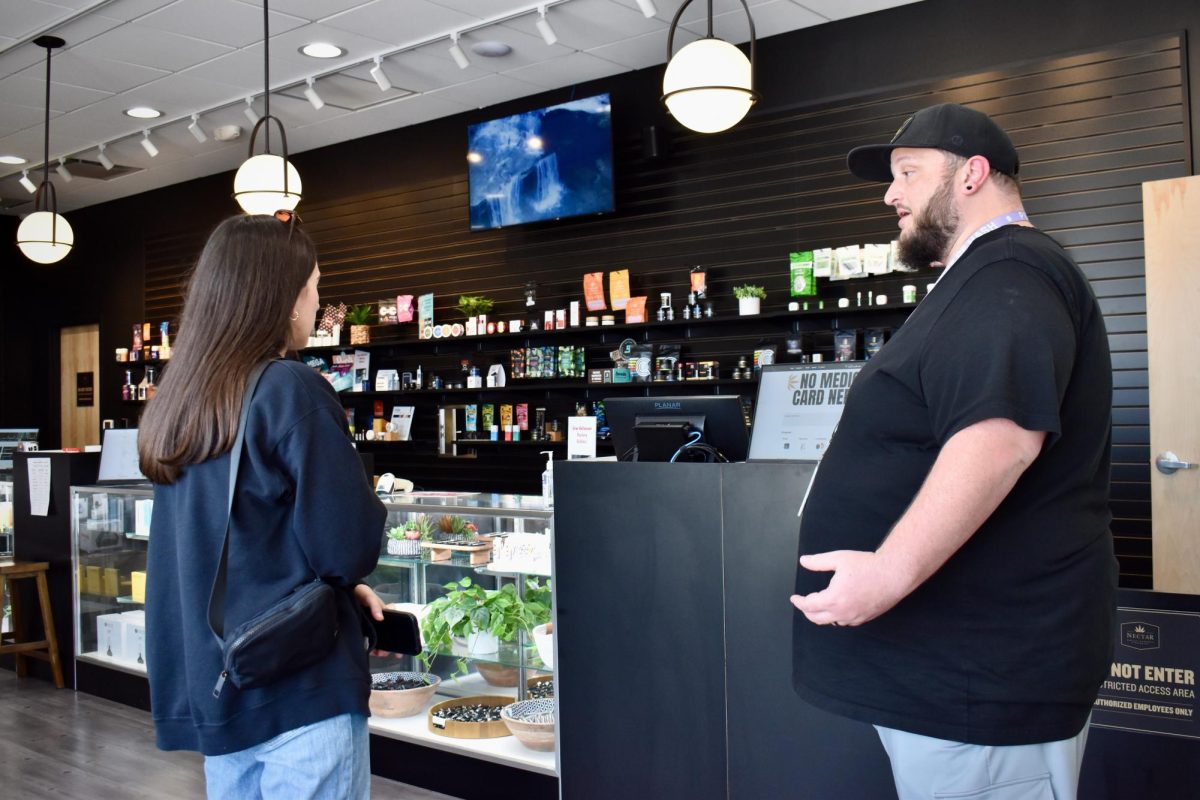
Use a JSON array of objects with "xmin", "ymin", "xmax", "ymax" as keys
[
  {"xmin": 390, "ymin": 406, "xmax": 415, "ymax": 441},
  {"xmin": 567, "ymin": 416, "xmax": 597, "ymax": 460},
  {"xmin": 28, "ymin": 457, "xmax": 51, "ymax": 517}
]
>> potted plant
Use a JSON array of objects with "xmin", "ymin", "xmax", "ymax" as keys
[
  {"xmin": 436, "ymin": 514, "xmax": 478, "ymax": 544},
  {"xmin": 733, "ymin": 284, "xmax": 766, "ymax": 316},
  {"xmin": 457, "ymin": 294, "xmax": 494, "ymax": 319},
  {"xmin": 419, "ymin": 577, "xmax": 539, "ymax": 676},
  {"xmin": 525, "ymin": 577, "xmax": 554, "ymax": 669},
  {"xmin": 386, "ymin": 515, "xmax": 433, "ymax": 557},
  {"xmin": 345, "ymin": 303, "xmax": 373, "ymax": 344}
]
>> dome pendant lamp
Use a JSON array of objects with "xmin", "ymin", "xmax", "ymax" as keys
[
  {"xmin": 16, "ymin": 36, "xmax": 74, "ymax": 265},
  {"xmin": 661, "ymin": 0, "xmax": 759, "ymax": 134},
  {"xmin": 233, "ymin": 0, "xmax": 302, "ymax": 215}
]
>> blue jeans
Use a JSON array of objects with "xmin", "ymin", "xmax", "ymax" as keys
[{"xmin": 203, "ymin": 713, "xmax": 369, "ymax": 800}]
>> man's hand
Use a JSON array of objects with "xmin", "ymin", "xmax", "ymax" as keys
[
  {"xmin": 789, "ymin": 550, "xmax": 914, "ymax": 627},
  {"xmin": 353, "ymin": 583, "xmax": 385, "ymax": 622}
]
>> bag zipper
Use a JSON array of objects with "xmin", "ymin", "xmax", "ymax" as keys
[{"xmin": 212, "ymin": 583, "xmax": 332, "ymax": 698}]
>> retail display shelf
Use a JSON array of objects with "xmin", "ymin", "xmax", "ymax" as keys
[
  {"xmin": 115, "ymin": 595, "xmax": 142, "ymax": 605},
  {"xmin": 368, "ymin": 709, "xmax": 556, "ymax": 776},
  {"xmin": 125, "ymin": 532, "xmax": 150, "ymax": 541},
  {"xmin": 303, "ymin": 302, "xmax": 919, "ymax": 354},
  {"xmin": 78, "ymin": 651, "xmax": 147, "ymax": 676}
]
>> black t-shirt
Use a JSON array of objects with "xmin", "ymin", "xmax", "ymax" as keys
[{"xmin": 792, "ymin": 225, "xmax": 1117, "ymax": 746}]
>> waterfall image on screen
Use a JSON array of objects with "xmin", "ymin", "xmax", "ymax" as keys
[{"xmin": 468, "ymin": 94, "xmax": 614, "ymax": 230}]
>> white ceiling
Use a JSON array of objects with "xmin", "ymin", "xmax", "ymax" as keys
[{"xmin": 0, "ymin": 0, "xmax": 920, "ymax": 215}]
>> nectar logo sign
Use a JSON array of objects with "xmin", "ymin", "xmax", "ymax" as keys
[{"xmin": 1122, "ymin": 622, "xmax": 1161, "ymax": 651}]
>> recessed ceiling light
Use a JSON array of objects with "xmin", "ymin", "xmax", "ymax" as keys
[
  {"xmin": 125, "ymin": 106, "xmax": 162, "ymax": 119},
  {"xmin": 471, "ymin": 41, "xmax": 512, "ymax": 58},
  {"xmin": 0, "ymin": 155, "xmax": 27, "ymax": 165},
  {"xmin": 300, "ymin": 42, "xmax": 344, "ymax": 59}
]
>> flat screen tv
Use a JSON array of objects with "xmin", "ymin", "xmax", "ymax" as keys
[{"xmin": 467, "ymin": 93, "xmax": 614, "ymax": 231}]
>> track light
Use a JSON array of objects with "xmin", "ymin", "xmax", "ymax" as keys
[
  {"xmin": 140, "ymin": 130, "xmax": 159, "ymax": 158},
  {"xmin": 188, "ymin": 114, "xmax": 208, "ymax": 143},
  {"xmin": 96, "ymin": 144, "xmax": 114, "ymax": 171},
  {"xmin": 303, "ymin": 77, "xmax": 325, "ymax": 110},
  {"xmin": 244, "ymin": 97, "xmax": 260, "ymax": 125},
  {"xmin": 449, "ymin": 33, "xmax": 470, "ymax": 69},
  {"xmin": 636, "ymin": 0, "xmax": 657, "ymax": 18},
  {"xmin": 56, "ymin": 158, "xmax": 73, "ymax": 182},
  {"xmin": 536, "ymin": 6, "xmax": 558, "ymax": 46},
  {"xmin": 369, "ymin": 56, "xmax": 391, "ymax": 91},
  {"xmin": 19, "ymin": 170, "xmax": 37, "ymax": 194}
]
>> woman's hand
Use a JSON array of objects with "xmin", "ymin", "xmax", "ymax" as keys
[{"xmin": 353, "ymin": 583, "xmax": 385, "ymax": 622}]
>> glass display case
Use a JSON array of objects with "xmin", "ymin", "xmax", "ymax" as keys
[
  {"xmin": 70, "ymin": 484, "xmax": 153, "ymax": 675},
  {"xmin": 68, "ymin": 485, "xmax": 558, "ymax": 774}
]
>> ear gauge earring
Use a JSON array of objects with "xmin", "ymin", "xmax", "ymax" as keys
[{"xmin": 965, "ymin": 185, "xmax": 974, "ymax": 191}]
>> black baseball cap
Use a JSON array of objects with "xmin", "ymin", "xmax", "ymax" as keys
[{"xmin": 846, "ymin": 103, "xmax": 1019, "ymax": 182}]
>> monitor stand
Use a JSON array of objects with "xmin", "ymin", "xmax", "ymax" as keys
[{"xmin": 631, "ymin": 421, "xmax": 694, "ymax": 462}]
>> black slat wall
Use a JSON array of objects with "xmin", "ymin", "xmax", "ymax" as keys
[{"xmin": 142, "ymin": 35, "xmax": 1184, "ymax": 589}]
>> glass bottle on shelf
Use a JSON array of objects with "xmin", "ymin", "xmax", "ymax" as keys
[
  {"xmin": 146, "ymin": 367, "xmax": 157, "ymax": 400},
  {"xmin": 137, "ymin": 370, "xmax": 149, "ymax": 401},
  {"xmin": 122, "ymin": 370, "xmax": 134, "ymax": 402}
]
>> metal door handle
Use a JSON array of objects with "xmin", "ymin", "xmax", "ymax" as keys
[{"xmin": 1156, "ymin": 451, "xmax": 1197, "ymax": 475}]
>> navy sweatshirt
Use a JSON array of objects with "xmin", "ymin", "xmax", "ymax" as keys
[{"xmin": 146, "ymin": 359, "xmax": 386, "ymax": 755}]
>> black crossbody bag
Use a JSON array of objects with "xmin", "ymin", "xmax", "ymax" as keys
[{"xmin": 208, "ymin": 361, "xmax": 339, "ymax": 698}]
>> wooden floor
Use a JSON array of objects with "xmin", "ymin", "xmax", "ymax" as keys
[{"xmin": 0, "ymin": 669, "xmax": 460, "ymax": 799}]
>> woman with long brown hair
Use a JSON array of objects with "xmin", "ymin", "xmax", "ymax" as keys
[{"xmin": 139, "ymin": 214, "xmax": 385, "ymax": 799}]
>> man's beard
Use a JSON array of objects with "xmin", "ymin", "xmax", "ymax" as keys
[{"xmin": 897, "ymin": 176, "xmax": 959, "ymax": 269}]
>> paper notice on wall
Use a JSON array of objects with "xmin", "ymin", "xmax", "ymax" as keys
[
  {"xmin": 567, "ymin": 416, "xmax": 597, "ymax": 460},
  {"xmin": 28, "ymin": 457, "xmax": 51, "ymax": 516}
]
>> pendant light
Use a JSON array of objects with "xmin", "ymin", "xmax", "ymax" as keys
[
  {"xmin": 233, "ymin": 1, "xmax": 302, "ymax": 215},
  {"xmin": 661, "ymin": 0, "xmax": 759, "ymax": 134},
  {"xmin": 16, "ymin": 36, "xmax": 74, "ymax": 265}
]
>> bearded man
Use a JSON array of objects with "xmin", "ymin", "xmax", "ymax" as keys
[{"xmin": 789, "ymin": 103, "xmax": 1117, "ymax": 800}]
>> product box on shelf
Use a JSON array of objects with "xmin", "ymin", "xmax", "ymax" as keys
[
  {"xmin": 121, "ymin": 610, "xmax": 146, "ymax": 665},
  {"xmin": 96, "ymin": 613, "xmax": 126, "ymax": 659}
]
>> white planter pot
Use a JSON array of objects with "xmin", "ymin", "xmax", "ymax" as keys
[
  {"xmin": 532, "ymin": 622, "xmax": 554, "ymax": 670},
  {"xmin": 467, "ymin": 630, "xmax": 500, "ymax": 656},
  {"xmin": 386, "ymin": 538, "xmax": 421, "ymax": 557},
  {"xmin": 738, "ymin": 297, "xmax": 761, "ymax": 316}
]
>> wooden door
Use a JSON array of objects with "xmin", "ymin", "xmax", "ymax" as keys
[
  {"xmin": 60, "ymin": 324, "xmax": 99, "ymax": 449},
  {"xmin": 1143, "ymin": 176, "xmax": 1200, "ymax": 593}
]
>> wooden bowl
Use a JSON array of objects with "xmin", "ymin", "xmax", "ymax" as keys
[
  {"xmin": 501, "ymin": 698, "xmax": 556, "ymax": 751},
  {"xmin": 428, "ymin": 695, "xmax": 512, "ymax": 739},
  {"xmin": 476, "ymin": 661, "xmax": 519, "ymax": 687},
  {"xmin": 369, "ymin": 672, "xmax": 440, "ymax": 718},
  {"xmin": 526, "ymin": 673, "xmax": 554, "ymax": 698}
]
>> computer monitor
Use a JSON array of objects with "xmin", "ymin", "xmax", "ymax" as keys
[
  {"xmin": 97, "ymin": 428, "xmax": 147, "ymax": 484},
  {"xmin": 748, "ymin": 362, "xmax": 863, "ymax": 462},
  {"xmin": 0, "ymin": 428, "xmax": 38, "ymax": 472},
  {"xmin": 605, "ymin": 395, "xmax": 750, "ymax": 463}
]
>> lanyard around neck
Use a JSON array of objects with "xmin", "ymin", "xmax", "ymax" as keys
[{"xmin": 944, "ymin": 210, "xmax": 1029, "ymax": 270}]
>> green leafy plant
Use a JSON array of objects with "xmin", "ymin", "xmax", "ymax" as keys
[
  {"xmin": 436, "ymin": 514, "xmax": 477, "ymax": 540},
  {"xmin": 388, "ymin": 514, "xmax": 434, "ymax": 542},
  {"xmin": 732, "ymin": 284, "xmax": 767, "ymax": 300},
  {"xmin": 457, "ymin": 294, "xmax": 494, "ymax": 318},
  {"xmin": 344, "ymin": 303, "xmax": 374, "ymax": 325},
  {"xmin": 419, "ymin": 577, "xmax": 540, "ymax": 675},
  {"xmin": 523, "ymin": 577, "xmax": 552, "ymax": 628}
]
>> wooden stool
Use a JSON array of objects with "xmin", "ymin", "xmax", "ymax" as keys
[{"xmin": 0, "ymin": 560, "xmax": 65, "ymax": 689}]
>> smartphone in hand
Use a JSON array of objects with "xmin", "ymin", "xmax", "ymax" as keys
[{"xmin": 374, "ymin": 609, "xmax": 421, "ymax": 655}]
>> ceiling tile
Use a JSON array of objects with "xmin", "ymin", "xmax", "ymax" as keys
[
  {"xmin": 71, "ymin": 23, "xmax": 234, "ymax": 73},
  {"xmin": 351, "ymin": 40, "xmax": 494, "ymax": 93},
  {"xmin": 253, "ymin": 22, "xmax": 395, "ymax": 68},
  {"xmin": 0, "ymin": 76, "xmax": 111, "ymax": 114},
  {"xmin": 323, "ymin": 0, "xmax": 477, "ymax": 42},
  {"xmin": 123, "ymin": 73, "xmax": 253, "ymax": 116},
  {"xmin": 3, "ymin": 1, "xmax": 82, "ymax": 41},
  {"xmin": 427, "ymin": 0, "xmax": 527, "ymax": 17},
  {"xmin": 461, "ymin": 25, "xmax": 573, "ymax": 70},
  {"xmin": 279, "ymin": 72, "xmax": 413, "ymax": 112},
  {"xmin": 15, "ymin": 51, "xmax": 169, "ymax": 94},
  {"xmin": 184, "ymin": 48, "xmax": 313, "ymax": 92},
  {"xmin": 504, "ymin": 0, "xmax": 661, "ymax": 51},
  {"xmin": 240, "ymin": 0, "xmax": 379, "ymax": 23},
  {"xmin": 46, "ymin": 12, "xmax": 127, "ymax": 48},
  {"xmin": 0, "ymin": 104, "xmax": 47, "ymax": 139},
  {"xmin": 138, "ymin": 0, "xmax": 310, "ymax": 48},
  {"xmin": 501, "ymin": 51, "xmax": 626, "ymax": 90},
  {"xmin": 586, "ymin": 29, "xmax": 667, "ymax": 70},
  {"xmin": 93, "ymin": 0, "xmax": 184, "ymax": 23},
  {"xmin": 0, "ymin": 44, "xmax": 47, "ymax": 82},
  {"xmin": 432, "ymin": 73, "xmax": 543, "ymax": 111},
  {"xmin": 792, "ymin": 0, "xmax": 922, "ymax": 22}
]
